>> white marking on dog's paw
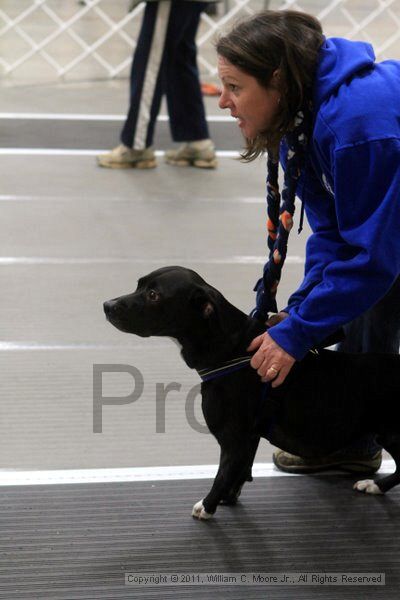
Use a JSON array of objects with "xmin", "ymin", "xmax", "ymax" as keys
[
  {"xmin": 192, "ymin": 499, "xmax": 213, "ymax": 520},
  {"xmin": 353, "ymin": 479, "xmax": 384, "ymax": 494}
]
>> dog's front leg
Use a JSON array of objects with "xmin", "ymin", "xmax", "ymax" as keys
[
  {"xmin": 220, "ymin": 436, "xmax": 260, "ymax": 505},
  {"xmin": 192, "ymin": 438, "xmax": 258, "ymax": 520}
]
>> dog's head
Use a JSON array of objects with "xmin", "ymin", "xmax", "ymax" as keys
[{"xmin": 103, "ymin": 266, "xmax": 226, "ymax": 339}]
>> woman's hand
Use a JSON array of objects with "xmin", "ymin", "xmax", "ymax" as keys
[{"xmin": 247, "ymin": 330, "xmax": 295, "ymax": 387}]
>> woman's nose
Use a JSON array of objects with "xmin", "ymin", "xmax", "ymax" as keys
[{"xmin": 218, "ymin": 91, "xmax": 230, "ymax": 110}]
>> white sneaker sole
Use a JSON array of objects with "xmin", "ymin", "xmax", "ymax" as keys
[
  {"xmin": 165, "ymin": 157, "xmax": 217, "ymax": 169},
  {"xmin": 97, "ymin": 158, "xmax": 157, "ymax": 169}
]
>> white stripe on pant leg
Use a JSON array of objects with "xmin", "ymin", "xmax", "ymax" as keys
[{"xmin": 134, "ymin": 1, "xmax": 172, "ymax": 150}]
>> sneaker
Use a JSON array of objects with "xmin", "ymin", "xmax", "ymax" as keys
[
  {"xmin": 272, "ymin": 448, "xmax": 382, "ymax": 474},
  {"xmin": 97, "ymin": 145, "xmax": 156, "ymax": 169},
  {"xmin": 165, "ymin": 139, "xmax": 217, "ymax": 169}
]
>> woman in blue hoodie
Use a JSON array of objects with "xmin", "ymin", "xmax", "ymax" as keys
[{"xmin": 217, "ymin": 10, "xmax": 400, "ymax": 473}]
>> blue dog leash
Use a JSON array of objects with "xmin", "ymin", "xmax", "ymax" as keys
[{"xmin": 197, "ymin": 356, "xmax": 252, "ymax": 382}]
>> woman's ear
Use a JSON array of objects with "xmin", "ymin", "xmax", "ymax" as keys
[{"xmin": 272, "ymin": 68, "xmax": 281, "ymax": 81}]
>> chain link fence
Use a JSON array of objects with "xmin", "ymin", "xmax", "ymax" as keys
[{"xmin": 1, "ymin": 0, "xmax": 399, "ymax": 82}]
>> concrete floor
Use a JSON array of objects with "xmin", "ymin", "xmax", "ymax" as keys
[{"xmin": 0, "ymin": 78, "xmax": 312, "ymax": 469}]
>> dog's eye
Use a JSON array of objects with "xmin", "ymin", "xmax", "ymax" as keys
[{"xmin": 147, "ymin": 290, "xmax": 160, "ymax": 302}]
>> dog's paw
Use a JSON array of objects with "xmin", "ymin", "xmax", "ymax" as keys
[
  {"xmin": 192, "ymin": 499, "xmax": 213, "ymax": 520},
  {"xmin": 353, "ymin": 479, "xmax": 384, "ymax": 495}
]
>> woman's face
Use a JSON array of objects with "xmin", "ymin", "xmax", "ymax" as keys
[{"xmin": 218, "ymin": 56, "xmax": 281, "ymax": 140}]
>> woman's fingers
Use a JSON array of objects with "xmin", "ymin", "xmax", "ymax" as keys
[
  {"xmin": 248, "ymin": 335, "xmax": 266, "ymax": 370},
  {"xmin": 246, "ymin": 334, "xmax": 264, "ymax": 353},
  {"xmin": 259, "ymin": 363, "xmax": 279, "ymax": 380},
  {"xmin": 270, "ymin": 365, "xmax": 292, "ymax": 388},
  {"xmin": 261, "ymin": 362, "xmax": 292, "ymax": 386}
]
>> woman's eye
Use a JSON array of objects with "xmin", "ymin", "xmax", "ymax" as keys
[{"xmin": 147, "ymin": 290, "xmax": 160, "ymax": 302}]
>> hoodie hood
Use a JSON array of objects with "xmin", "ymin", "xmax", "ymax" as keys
[
  {"xmin": 313, "ymin": 37, "xmax": 375, "ymax": 110},
  {"xmin": 271, "ymin": 36, "xmax": 400, "ymax": 361}
]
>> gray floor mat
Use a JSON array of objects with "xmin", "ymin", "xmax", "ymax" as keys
[
  {"xmin": 1, "ymin": 476, "xmax": 398, "ymax": 599},
  {"xmin": 0, "ymin": 118, "xmax": 241, "ymax": 151}
]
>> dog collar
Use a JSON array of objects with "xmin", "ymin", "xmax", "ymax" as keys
[{"xmin": 197, "ymin": 356, "xmax": 252, "ymax": 382}]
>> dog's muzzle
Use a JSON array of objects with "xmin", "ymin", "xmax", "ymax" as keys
[{"xmin": 103, "ymin": 299, "xmax": 127, "ymax": 322}]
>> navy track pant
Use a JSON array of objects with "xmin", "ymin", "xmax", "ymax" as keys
[
  {"xmin": 336, "ymin": 275, "xmax": 400, "ymax": 456},
  {"xmin": 337, "ymin": 275, "xmax": 400, "ymax": 355},
  {"xmin": 121, "ymin": 1, "xmax": 209, "ymax": 149}
]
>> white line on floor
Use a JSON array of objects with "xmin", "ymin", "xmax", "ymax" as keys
[
  {"xmin": 0, "ymin": 194, "xmax": 267, "ymax": 204},
  {"xmin": 0, "ymin": 112, "xmax": 234, "ymax": 122},
  {"xmin": 0, "ymin": 148, "xmax": 240, "ymax": 157},
  {"xmin": 0, "ymin": 461, "xmax": 395, "ymax": 486},
  {"xmin": 0, "ymin": 256, "xmax": 304, "ymax": 265},
  {"xmin": 0, "ymin": 342, "xmax": 143, "ymax": 351},
  {"xmin": 0, "ymin": 465, "xmax": 290, "ymax": 486}
]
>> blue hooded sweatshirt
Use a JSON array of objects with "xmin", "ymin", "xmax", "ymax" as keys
[{"xmin": 268, "ymin": 37, "xmax": 400, "ymax": 361}]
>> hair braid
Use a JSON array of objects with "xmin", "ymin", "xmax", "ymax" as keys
[{"xmin": 251, "ymin": 104, "xmax": 312, "ymax": 319}]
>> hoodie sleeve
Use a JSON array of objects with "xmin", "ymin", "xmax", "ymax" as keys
[
  {"xmin": 280, "ymin": 158, "xmax": 343, "ymax": 314},
  {"xmin": 269, "ymin": 137, "xmax": 400, "ymax": 360},
  {"xmin": 280, "ymin": 228, "xmax": 344, "ymax": 314}
]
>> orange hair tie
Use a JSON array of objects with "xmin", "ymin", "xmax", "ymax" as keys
[{"xmin": 280, "ymin": 210, "xmax": 294, "ymax": 232}]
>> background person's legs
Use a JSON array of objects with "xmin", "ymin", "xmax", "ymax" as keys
[
  {"xmin": 97, "ymin": 1, "xmax": 172, "ymax": 168},
  {"xmin": 99, "ymin": 1, "xmax": 216, "ymax": 169}
]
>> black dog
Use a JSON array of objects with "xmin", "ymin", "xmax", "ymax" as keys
[{"xmin": 104, "ymin": 266, "xmax": 400, "ymax": 520}]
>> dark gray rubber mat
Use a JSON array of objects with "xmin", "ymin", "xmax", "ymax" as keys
[
  {"xmin": 0, "ymin": 118, "xmax": 242, "ymax": 151},
  {"xmin": 1, "ymin": 476, "xmax": 399, "ymax": 599}
]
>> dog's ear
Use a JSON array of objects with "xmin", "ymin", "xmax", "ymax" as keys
[
  {"xmin": 202, "ymin": 301, "xmax": 215, "ymax": 319},
  {"xmin": 190, "ymin": 286, "xmax": 216, "ymax": 320}
]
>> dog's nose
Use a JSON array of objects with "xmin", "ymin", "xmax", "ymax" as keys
[{"xmin": 103, "ymin": 300, "xmax": 117, "ymax": 316}]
